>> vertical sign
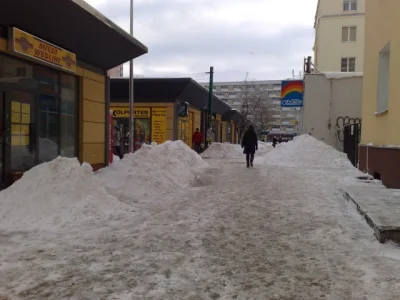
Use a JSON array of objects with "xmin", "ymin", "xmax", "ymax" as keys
[
  {"xmin": 151, "ymin": 108, "xmax": 167, "ymax": 144},
  {"xmin": 109, "ymin": 110, "xmax": 114, "ymax": 164},
  {"xmin": 280, "ymin": 80, "xmax": 304, "ymax": 107}
]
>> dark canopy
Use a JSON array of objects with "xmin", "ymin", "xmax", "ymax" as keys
[
  {"xmin": 110, "ymin": 78, "xmax": 232, "ymax": 116},
  {"xmin": 0, "ymin": 0, "xmax": 148, "ymax": 70}
]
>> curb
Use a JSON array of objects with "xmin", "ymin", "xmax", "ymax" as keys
[{"xmin": 341, "ymin": 189, "xmax": 400, "ymax": 243}]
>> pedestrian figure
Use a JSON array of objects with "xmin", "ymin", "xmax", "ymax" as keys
[
  {"xmin": 278, "ymin": 136, "xmax": 283, "ymax": 144},
  {"xmin": 241, "ymin": 125, "xmax": 258, "ymax": 168},
  {"xmin": 192, "ymin": 128, "xmax": 202, "ymax": 154},
  {"xmin": 113, "ymin": 125, "xmax": 123, "ymax": 159},
  {"xmin": 272, "ymin": 137, "xmax": 278, "ymax": 148}
]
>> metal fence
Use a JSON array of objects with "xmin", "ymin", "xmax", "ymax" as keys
[{"xmin": 343, "ymin": 122, "xmax": 361, "ymax": 167}]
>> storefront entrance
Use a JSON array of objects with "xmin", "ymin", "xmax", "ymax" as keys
[{"xmin": 0, "ymin": 53, "xmax": 79, "ymax": 187}]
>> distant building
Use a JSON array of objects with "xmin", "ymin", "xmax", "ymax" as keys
[
  {"xmin": 107, "ymin": 65, "xmax": 123, "ymax": 77},
  {"xmin": 314, "ymin": 0, "xmax": 365, "ymax": 72},
  {"xmin": 202, "ymin": 80, "xmax": 301, "ymax": 138}
]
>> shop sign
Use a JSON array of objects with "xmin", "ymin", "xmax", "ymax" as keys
[
  {"xmin": 281, "ymin": 80, "xmax": 304, "ymax": 107},
  {"xmin": 9, "ymin": 27, "xmax": 77, "ymax": 73},
  {"xmin": 110, "ymin": 107, "xmax": 150, "ymax": 118},
  {"xmin": 151, "ymin": 108, "xmax": 167, "ymax": 144}
]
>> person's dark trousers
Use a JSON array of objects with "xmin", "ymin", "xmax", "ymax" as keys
[
  {"xmin": 246, "ymin": 153, "xmax": 254, "ymax": 167},
  {"xmin": 194, "ymin": 143, "xmax": 201, "ymax": 154},
  {"xmin": 114, "ymin": 146, "xmax": 123, "ymax": 159}
]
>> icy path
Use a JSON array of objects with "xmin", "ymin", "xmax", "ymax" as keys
[{"xmin": 1, "ymin": 159, "xmax": 400, "ymax": 299}]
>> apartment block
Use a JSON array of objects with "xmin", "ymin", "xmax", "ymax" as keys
[
  {"xmin": 202, "ymin": 80, "xmax": 301, "ymax": 137},
  {"xmin": 314, "ymin": 0, "xmax": 365, "ymax": 72}
]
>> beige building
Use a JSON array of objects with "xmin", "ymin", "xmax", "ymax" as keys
[
  {"xmin": 314, "ymin": 0, "xmax": 365, "ymax": 72},
  {"xmin": 359, "ymin": 0, "xmax": 400, "ymax": 188}
]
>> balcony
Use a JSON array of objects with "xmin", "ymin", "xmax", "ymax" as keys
[{"xmin": 286, "ymin": 128, "xmax": 295, "ymax": 132}]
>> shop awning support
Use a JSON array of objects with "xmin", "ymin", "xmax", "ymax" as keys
[{"xmin": 128, "ymin": 0, "xmax": 135, "ymax": 152}]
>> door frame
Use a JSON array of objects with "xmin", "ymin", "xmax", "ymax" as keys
[{"xmin": 0, "ymin": 89, "xmax": 11, "ymax": 187}]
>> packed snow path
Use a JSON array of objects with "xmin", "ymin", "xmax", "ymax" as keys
[{"xmin": 1, "ymin": 158, "xmax": 400, "ymax": 299}]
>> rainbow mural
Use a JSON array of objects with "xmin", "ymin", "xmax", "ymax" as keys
[{"xmin": 280, "ymin": 80, "xmax": 304, "ymax": 107}]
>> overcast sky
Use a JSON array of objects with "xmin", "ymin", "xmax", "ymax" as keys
[{"xmin": 85, "ymin": 0, "xmax": 318, "ymax": 82}]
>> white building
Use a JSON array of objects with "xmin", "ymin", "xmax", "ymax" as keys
[
  {"xmin": 314, "ymin": 0, "xmax": 365, "ymax": 72},
  {"xmin": 301, "ymin": 72, "xmax": 363, "ymax": 151},
  {"xmin": 202, "ymin": 80, "xmax": 301, "ymax": 137}
]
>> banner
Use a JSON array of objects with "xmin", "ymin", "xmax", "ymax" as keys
[
  {"xmin": 110, "ymin": 107, "xmax": 150, "ymax": 118},
  {"xmin": 109, "ymin": 110, "xmax": 114, "ymax": 165},
  {"xmin": 281, "ymin": 80, "xmax": 304, "ymax": 107},
  {"xmin": 151, "ymin": 108, "xmax": 167, "ymax": 144},
  {"xmin": 9, "ymin": 27, "xmax": 76, "ymax": 73}
]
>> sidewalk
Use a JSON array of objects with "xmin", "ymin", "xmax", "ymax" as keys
[{"xmin": 342, "ymin": 182, "xmax": 400, "ymax": 243}]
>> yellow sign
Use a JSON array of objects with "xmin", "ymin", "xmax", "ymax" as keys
[
  {"xmin": 9, "ymin": 27, "xmax": 76, "ymax": 73},
  {"xmin": 110, "ymin": 107, "xmax": 150, "ymax": 118},
  {"xmin": 151, "ymin": 108, "xmax": 167, "ymax": 144}
]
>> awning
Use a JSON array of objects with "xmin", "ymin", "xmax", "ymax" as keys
[{"xmin": 0, "ymin": 0, "xmax": 148, "ymax": 70}]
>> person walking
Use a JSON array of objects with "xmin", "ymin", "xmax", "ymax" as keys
[
  {"xmin": 241, "ymin": 125, "xmax": 258, "ymax": 168},
  {"xmin": 192, "ymin": 128, "xmax": 202, "ymax": 154},
  {"xmin": 272, "ymin": 137, "xmax": 278, "ymax": 148},
  {"xmin": 113, "ymin": 125, "xmax": 123, "ymax": 159}
]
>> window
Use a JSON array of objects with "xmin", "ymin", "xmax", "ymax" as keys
[
  {"xmin": 341, "ymin": 57, "xmax": 356, "ymax": 72},
  {"xmin": 342, "ymin": 26, "xmax": 356, "ymax": 42},
  {"xmin": 60, "ymin": 73, "xmax": 78, "ymax": 157},
  {"xmin": 343, "ymin": 0, "xmax": 357, "ymax": 11},
  {"xmin": 39, "ymin": 95, "xmax": 59, "ymax": 163},
  {"xmin": 377, "ymin": 42, "xmax": 390, "ymax": 113}
]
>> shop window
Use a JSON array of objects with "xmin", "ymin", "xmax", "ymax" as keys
[
  {"xmin": 39, "ymin": 95, "xmax": 59, "ymax": 163},
  {"xmin": 34, "ymin": 65, "xmax": 59, "ymax": 95},
  {"xmin": 0, "ymin": 54, "xmax": 35, "ymax": 88},
  {"xmin": 10, "ymin": 91, "xmax": 36, "ymax": 171},
  {"xmin": 60, "ymin": 74, "xmax": 78, "ymax": 157},
  {"xmin": 134, "ymin": 118, "xmax": 151, "ymax": 150}
]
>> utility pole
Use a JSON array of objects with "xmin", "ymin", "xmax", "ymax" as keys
[
  {"xmin": 128, "ymin": 0, "xmax": 134, "ymax": 152},
  {"xmin": 206, "ymin": 66, "xmax": 214, "ymax": 147}
]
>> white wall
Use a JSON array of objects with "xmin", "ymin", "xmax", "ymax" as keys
[{"xmin": 301, "ymin": 73, "xmax": 363, "ymax": 151}]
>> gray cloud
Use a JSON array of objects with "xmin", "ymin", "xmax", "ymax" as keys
[{"xmin": 89, "ymin": 0, "xmax": 315, "ymax": 81}]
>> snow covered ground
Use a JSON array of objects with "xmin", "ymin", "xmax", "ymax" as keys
[{"xmin": 0, "ymin": 137, "xmax": 400, "ymax": 299}]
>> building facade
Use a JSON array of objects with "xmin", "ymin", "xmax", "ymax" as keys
[
  {"xmin": 0, "ymin": 0, "xmax": 147, "ymax": 187},
  {"xmin": 301, "ymin": 72, "xmax": 363, "ymax": 151},
  {"xmin": 107, "ymin": 65, "xmax": 123, "ymax": 77},
  {"xmin": 202, "ymin": 80, "xmax": 301, "ymax": 139},
  {"xmin": 314, "ymin": 0, "xmax": 365, "ymax": 72},
  {"xmin": 359, "ymin": 0, "xmax": 400, "ymax": 188}
]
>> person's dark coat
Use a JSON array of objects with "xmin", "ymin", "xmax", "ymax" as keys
[{"xmin": 241, "ymin": 127, "xmax": 258, "ymax": 154}]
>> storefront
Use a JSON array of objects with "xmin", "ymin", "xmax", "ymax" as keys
[
  {"xmin": 110, "ymin": 78, "xmax": 235, "ymax": 152},
  {"xmin": 0, "ymin": 0, "xmax": 147, "ymax": 187},
  {"xmin": 110, "ymin": 106, "xmax": 170, "ymax": 151}
]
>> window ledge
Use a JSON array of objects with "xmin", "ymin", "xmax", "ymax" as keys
[{"xmin": 374, "ymin": 109, "xmax": 388, "ymax": 117}]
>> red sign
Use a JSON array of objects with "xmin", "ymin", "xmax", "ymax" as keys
[{"xmin": 109, "ymin": 110, "xmax": 114, "ymax": 165}]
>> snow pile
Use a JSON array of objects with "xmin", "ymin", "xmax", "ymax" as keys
[
  {"xmin": 201, "ymin": 143, "xmax": 243, "ymax": 158},
  {"xmin": 0, "ymin": 157, "xmax": 131, "ymax": 230},
  {"xmin": 263, "ymin": 134, "xmax": 355, "ymax": 169},
  {"xmin": 256, "ymin": 141, "xmax": 274, "ymax": 156},
  {"xmin": 201, "ymin": 142, "xmax": 273, "ymax": 158},
  {"xmin": 96, "ymin": 140, "xmax": 207, "ymax": 202}
]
